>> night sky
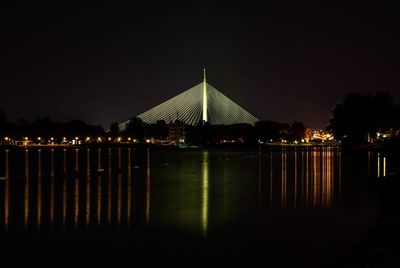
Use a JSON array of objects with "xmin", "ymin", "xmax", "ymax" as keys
[{"xmin": 1, "ymin": 2, "xmax": 399, "ymax": 129}]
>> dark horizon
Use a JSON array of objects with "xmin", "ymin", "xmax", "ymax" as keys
[{"xmin": 1, "ymin": 2, "xmax": 400, "ymax": 129}]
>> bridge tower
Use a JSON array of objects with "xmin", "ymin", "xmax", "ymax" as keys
[{"xmin": 202, "ymin": 68, "xmax": 208, "ymax": 122}]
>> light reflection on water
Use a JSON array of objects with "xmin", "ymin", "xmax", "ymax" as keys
[{"xmin": 0, "ymin": 146, "xmax": 383, "ymax": 237}]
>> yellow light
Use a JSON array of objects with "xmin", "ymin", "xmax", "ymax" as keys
[
  {"xmin": 203, "ymin": 69, "xmax": 207, "ymax": 122},
  {"xmin": 75, "ymin": 137, "xmax": 79, "ymax": 140},
  {"xmin": 117, "ymin": 137, "xmax": 122, "ymax": 142},
  {"xmin": 50, "ymin": 137, "xmax": 54, "ymax": 141},
  {"xmin": 108, "ymin": 137, "xmax": 111, "ymax": 141},
  {"xmin": 37, "ymin": 137, "xmax": 41, "ymax": 140},
  {"xmin": 202, "ymin": 151, "xmax": 209, "ymax": 237},
  {"xmin": 128, "ymin": 137, "xmax": 131, "ymax": 141},
  {"xmin": 146, "ymin": 139, "xmax": 150, "ymax": 143},
  {"xmin": 25, "ymin": 137, "xmax": 29, "ymax": 140},
  {"xmin": 86, "ymin": 137, "xmax": 90, "ymax": 141},
  {"xmin": 4, "ymin": 137, "xmax": 9, "ymax": 141},
  {"xmin": 97, "ymin": 137, "xmax": 102, "ymax": 142}
]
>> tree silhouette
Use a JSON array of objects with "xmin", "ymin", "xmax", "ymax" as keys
[
  {"xmin": 328, "ymin": 92, "xmax": 400, "ymax": 143},
  {"xmin": 109, "ymin": 122, "xmax": 120, "ymax": 137}
]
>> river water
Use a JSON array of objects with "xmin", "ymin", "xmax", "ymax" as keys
[{"xmin": 0, "ymin": 146, "xmax": 384, "ymax": 266}]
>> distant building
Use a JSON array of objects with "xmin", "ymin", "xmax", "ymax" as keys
[
  {"xmin": 304, "ymin": 128, "xmax": 313, "ymax": 142},
  {"xmin": 312, "ymin": 130, "xmax": 334, "ymax": 141},
  {"xmin": 168, "ymin": 120, "xmax": 185, "ymax": 145}
]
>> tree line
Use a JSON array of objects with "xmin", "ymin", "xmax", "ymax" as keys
[
  {"xmin": 0, "ymin": 111, "xmax": 307, "ymax": 145},
  {"xmin": 111, "ymin": 116, "xmax": 307, "ymax": 145},
  {"xmin": 328, "ymin": 92, "xmax": 400, "ymax": 144},
  {"xmin": 5, "ymin": 89, "xmax": 396, "ymax": 146},
  {"xmin": 0, "ymin": 115, "xmax": 104, "ymax": 140}
]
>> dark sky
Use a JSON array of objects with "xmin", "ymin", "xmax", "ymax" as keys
[{"xmin": 1, "ymin": 2, "xmax": 399, "ymax": 129}]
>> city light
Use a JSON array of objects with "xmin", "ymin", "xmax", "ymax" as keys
[{"xmin": 312, "ymin": 130, "xmax": 334, "ymax": 141}]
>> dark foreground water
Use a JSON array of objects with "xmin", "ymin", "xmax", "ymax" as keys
[{"xmin": 0, "ymin": 146, "xmax": 385, "ymax": 266}]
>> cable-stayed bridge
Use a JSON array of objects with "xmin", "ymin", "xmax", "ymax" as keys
[{"xmin": 119, "ymin": 70, "xmax": 258, "ymax": 129}]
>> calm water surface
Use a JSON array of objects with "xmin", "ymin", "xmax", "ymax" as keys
[{"xmin": 0, "ymin": 146, "xmax": 385, "ymax": 266}]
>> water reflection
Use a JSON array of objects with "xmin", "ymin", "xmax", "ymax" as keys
[
  {"xmin": 0, "ymin": 146, "xmax": 352, "ymax": 234},
  {"xmin": 86, "ymin": 149, "xmax": 91, "ymax": 227},
  {"xmin": 97, "ymin": 149, "xmax": 102, "ymax": 226},
  {"xmin": 74, "ymin": 178, "xmax": 79, "ymax": 230},
  {"xmin": 50, "ymin": 149, "xmax": 55, "ymax": 226},
  {"xmin": 202, "ymin": 150, "xmax": 209, "ymax": 238},
  {"xmin": 146, "ymin": 147, "xmax": 151, "ymax": 224},
  {"xmin": 117, "ymin": 149, "xmax": 122, "ymax": 225},
  {"xmin": 108, "ymin": 148, "xmax": 112, "ymax": 226},
  {"xmin": 127, "ymin": 148, "xmax": 132, "ymax": 226},
  {"xmin": 4, "ymin": 150, "xmax": 9, "ymax": 231},
  {"xmin": 24, "ymin": 149, "xmax": 29, "ymax": 230},
  {"xmin": 266, "ymin": 147, "xmax": 339, "ymax": 208},
  {"xmin": 373, "ymin": 152, "xmax": 388, "ymax": 178},
  {"xmin": 281, "ymin": 148, "xmax": 287, "ymax": 208},
  {"xmin": 62, "ymin": 149, "xmax": 67, "ymax": 230},
  {"xmin": 37, "ymin": 150, "xmax": 42, "ymax": 230}
]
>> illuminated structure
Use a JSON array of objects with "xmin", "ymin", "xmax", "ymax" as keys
[
  {"xmin": 168, "ymin": 120, "xmax": 185, "ymax": 145},
  {"xmin": 312, "ymin": 130, "xmax": 334, "ymax": 141},
  {"xmin": 119, "ymin": 70, "xmax": 258, "ymax": 128}
]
